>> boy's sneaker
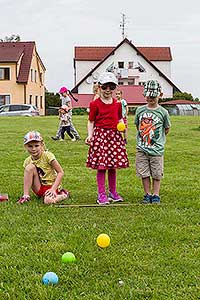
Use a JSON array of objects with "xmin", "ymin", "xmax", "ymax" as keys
[
  {"xmin": 151, "ymin": 195, "xmax": 160, "ymax": 204},
  {"xmin": 141, "ymin": 194, "xmax": 152, "ymax": 204},
  {"xmin": 76, "ymin": 137, "xmax": 81, "ymax": 140},
  {"xmin": 71, "ymin": 137, "xmax": 76, "ymax": 141},
  {"xmin": 108, "ymin": 191, "xmax": 123, "ymax": 202},
  {"xmin": 60, "ymin": 139, "xmax": 64, "ymax": 142},
  {"xmin": 97, "ymin": 192, "xmax": 109, "ymax": 205},
  {"xmin": 17, "ymin": 195, "xmax": 31, "ymax": 204}
]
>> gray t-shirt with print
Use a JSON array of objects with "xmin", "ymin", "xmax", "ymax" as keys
[
  {"xmin": 134, "ymin": 105, "xmax": 171, "ymax": 156},
  {"xmin": 60, "ymin": 95, "xmax": 72, "ymax": 116}
]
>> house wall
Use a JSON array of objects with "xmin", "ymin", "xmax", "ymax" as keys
[
  {"xmin": 0, "ymin": 62, "xmax": 24, "ymax": 103},
  {"xmin": 77, "ymin": 43, "xmax": 173, "ymax": 98},
  {"xmin": 26, "ymin": 47, "xmax": 45, "ymax": 115},
  {"xmin": 75, "ymin": 60, "xmax": 98, "ymax": 84},
  {"xmin": 0, "ymin": 48, "xmax": 45, "ymax": 115},
  {"xmin": 152, "ymin": 61, "xmax": 171, "ymax": 78}
]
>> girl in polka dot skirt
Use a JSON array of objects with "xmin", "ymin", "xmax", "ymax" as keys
[{"xmin": 85, "ymin": 72, "xmax": 129, "ymax": 205}]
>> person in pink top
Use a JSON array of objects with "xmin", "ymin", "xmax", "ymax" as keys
[{"xmin": 85, "ymin": 72, "xmax": 129, "ymax": 205}]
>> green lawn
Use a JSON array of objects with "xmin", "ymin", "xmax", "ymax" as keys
[{"xmin": 0, "ymin": 115, "xmax": 200, "ymax": 300}]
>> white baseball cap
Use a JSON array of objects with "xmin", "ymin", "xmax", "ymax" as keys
[{"xmin": 98, "ymin": 72, "xmax": 118, "ymax": 85}]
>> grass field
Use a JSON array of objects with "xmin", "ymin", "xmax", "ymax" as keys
[{"xmin": 0, "ymin": 115, "xmax": 200, "ymax": 300}]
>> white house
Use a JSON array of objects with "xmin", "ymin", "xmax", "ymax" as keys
[{"xmin": 72, "ymin": 38, "xmax": 181, "ymax": 101}]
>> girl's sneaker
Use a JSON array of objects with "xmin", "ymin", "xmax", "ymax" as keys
[
  {"xmin": 97, "ymin": 192, "xmax": 110, "ymax": 205},
  {"xmin": 17, "ymin": 195, "xmax": 31, "ymax": 204},
  {"xmin": 108, "ymin": 192, "xmax": 123, "ymax": 202}
]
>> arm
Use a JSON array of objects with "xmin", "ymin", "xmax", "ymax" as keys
[
  {"xmin": 165, "ymin": 128, "xmax": 170, "ymax": 135},
  {"xmin": 126, "ymin": 105, "xmax": 129, "ymax": 116},
  {"xmin": 85, "ymin": 120, "xmax": 94, "ymax": 145},
  {"xmin": 45, "ymin": 160, "xmax": 64, "ymax": 195}
]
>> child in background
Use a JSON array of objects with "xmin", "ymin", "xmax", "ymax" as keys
[
  {"xmin": 18, "ymin": 131, "xmax": 70, "ymax": 204},
  {"xmin": 115, "ymin": 89, "xmax": 128, "ymax": 144},
  {"xmin": 51, "ymin": 87, "xmax": 81, "ymax": 141},
  {"xmin": 134, "ymin": 80, "xmax": 171, "ymax": 204},
  {"xmin": 92, "ymin": 82, "xmax": 101, "ymax": 100},
  {"xmin": 85, "ymin": 72, "xmax": 129, "ymax": 205},
  {"xmin": 59, "ymin": 105, "xmax": 76, "ymax": 141}
]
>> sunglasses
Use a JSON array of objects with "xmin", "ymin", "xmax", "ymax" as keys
[{"xmin": 100, "ymin": 83, "xmax": 116, "ymax": 90}]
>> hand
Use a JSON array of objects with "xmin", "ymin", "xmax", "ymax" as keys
[
  {"xmin": 85, "ymin": 136, "xmax": 92, "ymax": 145},
  {"xmin": 44, "ymin": 189, "xmax": 57, "ymax": 204}
]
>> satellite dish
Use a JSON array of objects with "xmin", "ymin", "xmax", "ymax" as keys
[
  {"xmin": 92, "ymin": 72, "xmax": 99, "ymax": 80},
  {"xmin": 86, "ymin": 76, "xmax": 93, "ymax": 84}
]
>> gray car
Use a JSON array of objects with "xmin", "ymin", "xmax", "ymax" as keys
[{"xmin": 0, "ymin": 104, "xmax": 40, "ymax": 116}]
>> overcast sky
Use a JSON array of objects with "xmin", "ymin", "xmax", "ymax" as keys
[{"xmin": 1, "ymin": 0, "xmax": 200, "ymax": 98}]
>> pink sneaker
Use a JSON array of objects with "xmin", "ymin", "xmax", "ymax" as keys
[
  {"xmin": 97, "ymin": 192, "xmax": 109, "ymax": 205},
  {"xmin": 17, "ymin": 195, "xmax": 31, "ymax": 204},
  {"xmin": 59, "ymin": 188, "xmax": 70, "ymax": 198},
  {"xmin": 108, "ymin": 192, "xmax": 123, "ymax": 202}
]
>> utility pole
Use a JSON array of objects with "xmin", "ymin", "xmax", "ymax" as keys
[{"xmin": 120, "ymin": 13, "xmax": 127, "ymax": 40}]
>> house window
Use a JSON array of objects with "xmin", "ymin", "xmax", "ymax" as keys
[
  {"xmin": 40, "ymin": 96, "xmax": 43, "ymax": 109},
  {"xmin": 118, "ymin": 81, "xmax": 124, "ymax": 85},
  {"xmin": 128, "ymin": 62, "xmax": 134, "ymax": 69},
  {"xmin": 40, "ymin": 72, "xmax": 43, "ymax": 85},
  {"xmin": 139, "ymin": 82, "xmax": 145, "ymax": 86},
  {"xmin": 31, "ymin": 69, "xmax": 33, "ymax": 82},
  {"xmin": 35, "ymin": 96, "xmax": 38, "ymax": 107},
  {"xmin": 0, "ymin": 68, "xmax": 10, "ymax": 80},
  {"xmin": 35, "ymin": 70, "xmax": 37, "ymax": 83},
  {"xmin": 0, "ymin": 95, "xmax": 10, "ymax": 105},
  {"xmin": 29, "ymin": 95, "xmax": 32, "ymax": 104},
  {"xmin": 118, "ymin": 62, "xmax": 124, "ymax": 69}
]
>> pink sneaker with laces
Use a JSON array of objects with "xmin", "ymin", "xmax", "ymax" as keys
[
  {"xmin": 17, "ymin": 195, "xmax": 31, "ymax": 204},
  {"xmin": 97, "ymin": 192, "xmax": 109, "ymax": 205}
]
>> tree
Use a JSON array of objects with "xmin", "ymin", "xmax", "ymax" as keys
[
  {"xmin": 45, "ymin": 92, "xmax": 61, "ymax": 108},
  {"xmin": 160, "ymin": 92, "xmax": 199, "ymax": 103},
  {"xmin": 0, "ymin": 34, "xmax": 21, "ymax": 42},
  {"xmin": 173, "ymin": 92, "xmax": 193, "ymax": 101}
]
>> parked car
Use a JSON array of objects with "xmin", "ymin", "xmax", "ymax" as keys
[{"xmin": 0, "ymin": 104, "xmax": 40, "ymax": 116}]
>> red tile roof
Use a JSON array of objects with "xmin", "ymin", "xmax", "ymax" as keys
[
  {"xmin": 75, "ymin": 47, "xmax": 114, "ymax": 61},
  {"xmin": 74, "ymin": 46, "xmax": 172, "ymax": 61},
  {"xmin": 0, "ymin": 42, "xmax": 35, "ymax": 83},
  {"xmin": 72, "ymin": 85, "xmax": 146, "ymax": 108},
  {"xmin": 160, "ymin": 100, "xmax": 199, "ymax": 105},
  {"xmin": 137, "ymin": 47, "xmax": 172, "ymax": 61}
]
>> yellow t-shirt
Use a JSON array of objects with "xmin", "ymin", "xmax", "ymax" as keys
[{"xmin": 23, "ymin": 151, "xmax": 57, "ymax": 186}]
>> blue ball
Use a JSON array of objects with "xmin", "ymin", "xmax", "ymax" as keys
[{"xmin": 42, "ymin": 272, "xmax": 59, "ymax": 285}]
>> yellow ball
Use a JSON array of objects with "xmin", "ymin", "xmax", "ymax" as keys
[
  {"xmin": 117, "ymin": 122, "xmax": 126, "ymax": 132},
  {"xmin": 97, "ymin": 233, "xmax": 110, "ymax": 248}
]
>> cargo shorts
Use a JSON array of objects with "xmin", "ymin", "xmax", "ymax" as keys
[{"xmin": 136, "ymin": 150, "xmax": 164, "ymax": 179}]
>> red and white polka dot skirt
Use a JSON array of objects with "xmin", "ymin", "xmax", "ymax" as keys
[{"xmin": 86, "ymin": 127, "xmax": 129, "ymax": 170}]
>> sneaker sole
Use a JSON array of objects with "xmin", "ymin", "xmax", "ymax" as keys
[
  {"xmin": 108, "ymin": 197, "xmax": 123, "ymax": 203},
  {"xmin": 96, "ymin": 200, "xmax": 110, "ymax": 205}
]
